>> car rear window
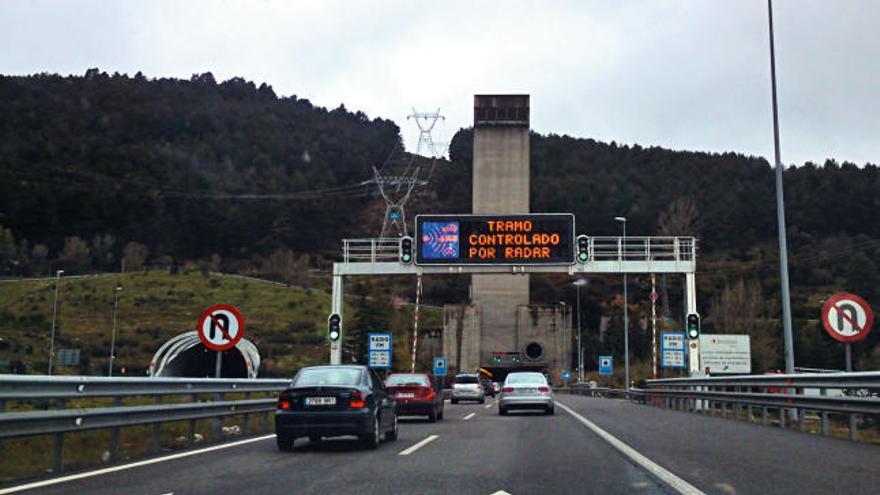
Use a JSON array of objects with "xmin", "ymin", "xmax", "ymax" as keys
[
  {"xmin": 506, "ymin": 373, "xmax": 546, "ymax": 385},
  {"xmin": 294, "ymin": 368, "xmax": 362, "ymax": 387},
  {"xmin": 386, "ymin": 374, "xmax": 429, "ymax": 386},
  {"xmin": 454, "ymin": 376, "xmax": 479, "ymax": 384}
]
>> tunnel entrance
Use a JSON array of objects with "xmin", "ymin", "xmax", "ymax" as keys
[{"xmin": 150, "ymin": 331, "xmax": 261, "ymax": 378}]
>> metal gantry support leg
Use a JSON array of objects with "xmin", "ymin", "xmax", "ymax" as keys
[
  {"xmin": 685, "ymin": 273, "xmax": 699, "ymax": 364},
  {"xmin": 330, "ymin": 270, "xmax": 344, "ymax": 365}
]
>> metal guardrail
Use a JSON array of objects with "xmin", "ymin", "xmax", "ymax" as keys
[
  {"xmin": 342, "ymin": 236, "xmax": 697, "ymax": 265},
  {"xmin": 638, "ymin": 372, "xmax": 880, "ymax": 441},
  {"xmin": 0, "ymin": 375, "xmax": 290, "ymax": 473}
]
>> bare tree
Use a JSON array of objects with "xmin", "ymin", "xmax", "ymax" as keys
[{"xmin": 657, "ymin": 197, "xmax": 701, "ymax": 318}]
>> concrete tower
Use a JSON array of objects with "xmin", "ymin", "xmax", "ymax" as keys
[{"xmin": 471, "ymin": 95, "xmax": 530, "ymax": 364}]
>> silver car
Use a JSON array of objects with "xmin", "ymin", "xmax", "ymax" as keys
[
  {"xmin": 499, "ymin": 372, "xmax": 554, "ymax": 415},
  {"xmin": 450, "ymin": 374, "xmax": 485, "ymax": 404}
]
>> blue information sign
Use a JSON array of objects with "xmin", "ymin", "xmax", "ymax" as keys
[
  {"xmin": 599, "ymin": 356, "xmax": 613, "ymax": 376},
  {"xmin": 367, "ymin": 333, "xmax": 392, "ymax": 369},
  {"xmin": 433, "ymin": 357, "xmax": 447, "ymax": 377},
  {"xmin": 562, "ymin": 370, "xmax": 572, "ymax": 381},
  {"xmin": 660, "ymin": 332, "xmax": 687, "ymax": 369}
]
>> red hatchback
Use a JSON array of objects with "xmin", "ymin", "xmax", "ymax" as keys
[{"xmin": 385, "ymin": 373, "xmax": 444, "ymax": 422}]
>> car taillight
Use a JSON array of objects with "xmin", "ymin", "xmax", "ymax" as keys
[
  {"xmin": 422, "ymin": 387, "xmax": 435, "ymax": 399},
  {"xmin": 349, "ymin": 390, "xmax": 365, "ymax": 408},
  {"xmin": 502, "ymin": 387, "xmax": 514, "ymax": 393},
  {"xmin": 277, "ymin": 392, "xmax": 291, "ymax": 410},
  {"xmin": 539, "ymin": 386, "xmax": 551, "ymax": 393}
]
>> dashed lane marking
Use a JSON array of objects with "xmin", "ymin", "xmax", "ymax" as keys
[
  {"xmin": 0, "ymin": 435, "xmax": 275, "ymax": 494},
  {"xmin": 398, "ymin": 434, "xmax": 439, "ymax": 456},
  {"xmin": 484, "ymin": 402, "xmax": 493, "ymax": 409},
  {"xmin": 463, "ymin": 412, "xmax": 476, "ymax": 420},
  {"xmin": 557, "ymin": 402, "xmax": 705, "ymax": 495}
]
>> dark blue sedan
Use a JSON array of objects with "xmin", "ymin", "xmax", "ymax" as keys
[{"xmin": 275, "ymin": 365, "xmax": 398, "ymax": 451}]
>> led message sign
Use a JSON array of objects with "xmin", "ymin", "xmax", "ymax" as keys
[{"xmin": 415, "ymin": 214, "xmax": 574, "ymax": 265}]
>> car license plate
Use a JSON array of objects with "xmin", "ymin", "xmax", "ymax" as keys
[
  {"xmin": 397, "ymin": 393, "xmax": 415, "ymax": 398},
  {"xmin": 519, "ymin": 388, "xmax": 536, "ymax": 394},
  {"xmin": 305, "ymin": 397, "xmax": 336, "ymax": 406}
]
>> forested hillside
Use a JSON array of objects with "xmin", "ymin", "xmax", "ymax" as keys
[{"xmin": 1, "ymin": 70, "xmax": 878, "ymax": 374}]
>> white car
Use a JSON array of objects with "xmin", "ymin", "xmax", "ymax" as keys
[
  {"xmin": 499, "ymin": 372, "xmax": 554, "ymax": 415},
  {"xmin": 450, "ymin": 374, "xmax": 485, "ymax": 404}
]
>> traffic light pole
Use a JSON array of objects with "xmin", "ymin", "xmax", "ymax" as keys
[
  {"xmin": 330, "ymin": 272, "xmax": 344, "ymax": 365},
  {"xmin": 685, "ymin": 272, "xmax": 700, "ymax": 375}
]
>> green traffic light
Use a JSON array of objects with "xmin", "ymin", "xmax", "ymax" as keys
[
  {"xmin": 329, "ymin": 330, "xmax": 340, "ymax": 341},
  {"xmin": 402, "ymin": 254, "xmax": 412, "ymax": 262},
  {"xmin": 578, "ymin": 252, "xmax": 588, "ymax": 261}
]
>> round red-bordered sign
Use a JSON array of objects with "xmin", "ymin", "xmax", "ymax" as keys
[
  {"xmin": 198, "ymin": 304, "xmax": 245, "ymax": 351},
  {"xmin": 821, "ymin": 293, "xmax": 873, "ymax": 343}
]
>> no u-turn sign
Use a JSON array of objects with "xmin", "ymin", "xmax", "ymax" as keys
[
  {"xmin": 821, "ymin": 293, "xmax": 873, "ymax": 343},
  {"xmin": 198, "ymin": 304, "xmax": 245, "ymax": 351}
]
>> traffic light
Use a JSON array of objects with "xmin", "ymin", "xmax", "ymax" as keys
[
  {"xmin": 686, "ymin": 313, "xmax": 701, "ymax": 340},
  {"xmin": 328, "ymin": 313, "xmax": 341, "ymax": 342},
  {"xmin": 511, "ymin": 354, "xmax": 521, "ymax": 365},
  {"xmin": 576, "ymin": 235, "xmax": 589, "ymax": 263},
  {"xmin": 399, "ymin": 236, "xmax": 413, "ymax": 264},
  {"xmin": 491, "ymin": 355, "xmax": 501, "ymax": 364}
]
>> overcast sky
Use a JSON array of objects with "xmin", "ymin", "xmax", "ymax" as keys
[{"xmin": 2, "ymin": 0, "xmax": 877, "ymax": 166}]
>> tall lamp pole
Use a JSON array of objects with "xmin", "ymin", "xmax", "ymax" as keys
[
  {"xmin": 615, "ymin": 217, "xmax": 630, "ymax": 391},
  {"xmin": 573, "ymin": 279, "xmax": 588, "ymax": 382},
  {"xmin": 767, "ymin": 0, "xmax": 795, "ymax": 375},
  {"xmin": 48, "ymin": 269, "xmax": 64, "ymax": 375},
  {"xmin": 108, "ymin": 284, "xmax": 123, "ymax": 376}
]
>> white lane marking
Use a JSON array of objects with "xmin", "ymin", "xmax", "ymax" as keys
[
  {"xmin": 557, "ymin": 403, "xmax": 705, "ymax": 495},
  {"xmin": 463, "ymin": 412, "xmax": 476, "ymax": 420},
  {"xmin": 484, "ymin": 402, "xmax": 493, "ymax": 409},
  {"xmin": 0, "ymin": 434, "xmax": 275, "ymax": 495},
  {"xmin": 398, "ymin": 434, "xmax": 439, "ymax": 456},
  {"xmin": 490, "ymin": 491, "xmax": 512, "ymax": 495}
]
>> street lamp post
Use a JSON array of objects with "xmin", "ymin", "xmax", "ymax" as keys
[
  {"xmin": 108, "ymin": 284, "xmax": 123, "ymax": 377},
  {"xmin": 767, "ymin": 0, "xmax": 795, "ymax": 377},
  {"xmin": 615, "ymin": 217, "xmax": 630, "ymax": 392},
  {"xmin": 573, "ymin": 279, "xmax": 588, "ymax": 382},
  {"xmin": 47, "ymin": 269, "xmax": 64, "ymax": 375}
]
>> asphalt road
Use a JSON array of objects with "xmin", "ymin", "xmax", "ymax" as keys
[{"xmin": 4, "ymin": 395, "xmax": 879, "ymax": 495}]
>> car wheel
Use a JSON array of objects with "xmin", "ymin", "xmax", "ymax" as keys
[
  {"xmin": 479, "ymin": 397, "xmax": 485, "ymax": 404},
  {"xmin": 438, "ymin": 408, "xmax": 444, "ymax": 420},
  {"xmin": 451, "ymin": 399, "xmax": 458, "ymax": 404},
  {"xmin": 386, "ymin": 412, "xmax": 399, "ymax": 441},
  {"xmin": 276, "ymin": 433, "xmax": 294, "ymax": 452},
  {"xmin": 428, "ymin": 408, "xmax": 438, "ymax": 422},
  {"xmin": 546, "ymin": 406, "xmax": 555, "ymax": 415},
  {"xmin": 361, "ymin": 415, "xmax": 380, "ymax": 450},
  {"xmin": 309, "ymin": 435, "xmax": 322, "ymax": 443},
  {"xmin": 498, "ymin": 407, "xmax": 507, "ymax": 416}
]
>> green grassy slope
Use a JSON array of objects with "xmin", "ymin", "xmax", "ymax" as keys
[{"xmin": 0, "ymin": 270, "xmax": 439, "ymax": 377}]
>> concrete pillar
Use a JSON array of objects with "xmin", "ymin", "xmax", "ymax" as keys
[{"xmin": 471, "ymin": 95, "xmax": 530, "ymax": 365}]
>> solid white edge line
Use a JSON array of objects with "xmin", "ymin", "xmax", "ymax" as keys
[
  {"xmin": 0, "ymin": 434, "xmax": 276, "ymax": 495},
  {"xmin": 397, "ymin": 434, "xmax": 439, "ymax": 456},
  {"xmin": 463, "ymin": 412, "xmax": 476, "ymax": 420},
  {"xmin": 557, "ymin": 402, "xmax": 705, "ymax": 495}
]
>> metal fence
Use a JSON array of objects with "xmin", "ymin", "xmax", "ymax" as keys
[
  {"xmin": 0, "ymin": 375, "xmax": 290, "ymax": 473},
  {"xmin": 635, "ymin": 372, "xmax": 880, "ymax": 441}
]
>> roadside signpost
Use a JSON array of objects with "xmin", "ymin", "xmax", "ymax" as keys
[
  {"xmin": 198, "ymin": 304, "xmax": 245, "ymax": 378},
  {"xmin": 599, "ymin": 356, "xmax": 612, "ymax": 375},
  {"xmin": 56, "ymin": 349, "xmax": 80, "ymax": 367},
  {"xmin": 433, "ymin": 357, "xmax": 447, "ymax": 377},
  {"xmin": 821, "ymin": 292, "xmax": 874, "ymax": 372},
  {"xmin": 368, "ymin": 333, "xmax": 392, "ymax": 369},
  {"xmin": 698, "ymin": 335, "xmax": 751, "ymax": 374},
  {"xmin": 660, "ymin": 332, "xmax": 686, "ymax": 369}
]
